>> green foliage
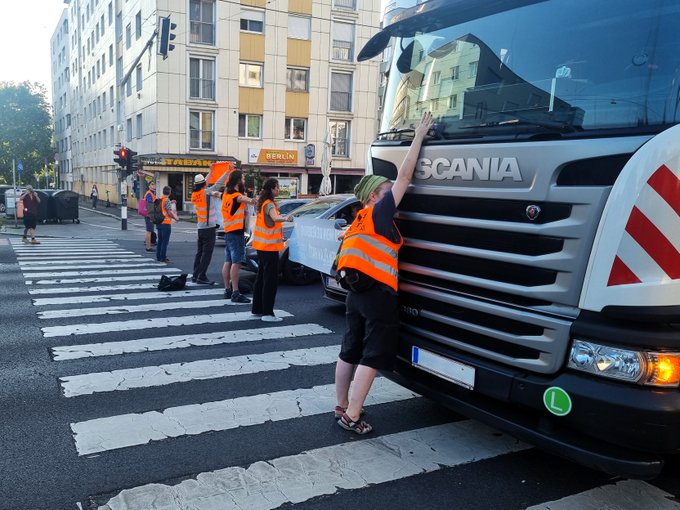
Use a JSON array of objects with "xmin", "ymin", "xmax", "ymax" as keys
[{"xmin": 0, "ymin": 82, "xmax": 54, "ymax": 186}]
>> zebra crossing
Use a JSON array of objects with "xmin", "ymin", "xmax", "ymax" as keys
[{"xmin": 10, "ymin": 237, "xmax": 680, "ymax": 509}]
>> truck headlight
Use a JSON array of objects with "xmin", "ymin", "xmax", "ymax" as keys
[{"xmin": 568, "ymin": 339, "xmax": 680, "ymax": 387}]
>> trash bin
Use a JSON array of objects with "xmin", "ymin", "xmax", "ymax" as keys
[
  {"xmin": 32, "ymin": 190, "xmax": 51, "ymax": 223},
  {"xmin": 4, "ymin": 188, "xmax": 24, "ymax": 218},
  {"xmin": 52, "ymin": 190, "xmax": 80, "ymax": 223}
]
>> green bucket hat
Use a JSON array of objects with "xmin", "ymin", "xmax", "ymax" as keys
[{"xmin": 354, "ymin": 175, "xmax": 389, "ymax": 204}]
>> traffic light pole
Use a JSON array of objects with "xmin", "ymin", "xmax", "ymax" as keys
[{"xmin": 120, "ymin": 171, "xmax": 128, "ymax": 230}]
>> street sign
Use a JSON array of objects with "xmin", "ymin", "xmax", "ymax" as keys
[{"xmin": 17, "ymin": 160, "xmax": 23, "ymax": 174}]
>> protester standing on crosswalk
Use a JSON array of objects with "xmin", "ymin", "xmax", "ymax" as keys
[
  {"xmin": 142, "ymin": 181, "xmax": 156, "ymax": 252},
  {"xmin": 221, "ymin": 169, "xmax": 255, "ymax": 302},
  {"xmin": 334, "ymin": 112, "xmax": 433, "ymax": 435},
  {"xmin": 156, "ymin": 186, "xmax": 179, "ymax": 263},
  {"xmin": 251, "ymin": 178, "xmax": 292, "ymax": 322},
  {"xmin": 191, "ymin": 171, "xmax": 228, "ymax": 285}
]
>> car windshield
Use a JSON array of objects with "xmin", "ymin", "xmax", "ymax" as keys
[
  {"xmin": 380, "ymin": 0, "xmax": 680, "ymax": 140},
  {"xmin": 290, "ymin": 197, "xmax": 348, "ymax": 218}
]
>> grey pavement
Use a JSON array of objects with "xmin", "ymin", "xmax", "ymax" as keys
[{"xmin": 0, "ymin": 204, "xmax": 198, "ymax": 242}]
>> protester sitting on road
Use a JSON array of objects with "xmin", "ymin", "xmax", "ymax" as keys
[
  {"xmin": 221, "ymin": 169, "xmax": 256, "ymax": 303},
  {"xmin": 142, "ymin": 181, "xmax": 156, "ymax": 252},
  {"xmin": 21, "ymin": 185, "xmax": 41, "ymax": 245},
  {"xmin": 191, "ymin": 170, "xmax": 229, "ymax": 285},
  {"xmin": 250, "ymin": 178, "xmax": 293, "ymax": 322},
  {"xmin": 156, "ymin": 186, "xmax": 179, "ymax": 263},
  {"xmin": 334, "ymin": 111, "xmax": 433, "ymax": 435}
]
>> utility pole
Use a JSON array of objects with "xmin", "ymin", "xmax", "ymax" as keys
[{"xmin": 12, "ymin": 159, "xmax": 17, "ymax": 229}]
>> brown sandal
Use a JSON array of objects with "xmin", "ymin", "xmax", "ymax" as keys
[
  {"xmin": 334, "ymin": 406, "xmax": 365, "ymax": 419},
  {"xmin": 337, "ymin": 412, "xmax": 373, "ymax": 435}
]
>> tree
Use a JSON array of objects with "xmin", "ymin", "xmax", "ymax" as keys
[{"xmin": 0, "ymin": 82, "xmax": 54, "ymax": 185}]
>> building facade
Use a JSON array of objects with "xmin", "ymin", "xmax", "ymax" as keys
[{"xmin": 51, "ymin": 0, "xmax": 381, "ymax": 211}]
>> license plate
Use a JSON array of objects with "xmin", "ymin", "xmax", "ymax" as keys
[
  {"xmin": 411, "ymin": 346, "xmax": 475, "ymax": 390},
  {"xmin": 325, "ymin": 275, "xmax": 344, "ymax": 292}
]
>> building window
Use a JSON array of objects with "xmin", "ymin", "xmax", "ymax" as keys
[
  {"xmin": 108, "ymin": 2, "xmax": 113, "ymax": 25},
  {"xmin": 330, "ymin": 72, "xmax": 352, "ymax": 111},
  {"xmin": 238, "ymin": 114, "xmax": 261, "ymax": 138},
  {"xmin": 126, "ymin": 79, "xmax": 132, "ymax": 97},
  {"xmin": 125, "ymin": 23, "xmax": 131, "ymax": 49},
  {"xmin": 136, "ymin": 113, "xmax": 143, "ymax": 138},
  {"xmin": 286, "ymin": 68, "xmax": 308, "ymax": 92},
  {"xmin": 331, "ymin": 21, "xmax": 354, "ymax": 61},
  {"xmin": 116, "ymin": 13, "xmax": 122, "ymax": 40},
  {"xmin": 451, "ymin": 66, "xmax": 460, "ymax": 80},
  {"xmin": 239, "ymin": 62, "xmax": 263, "ymax": 88},
  {"xmin": 285, "ymin": 118, "xmax": 306, "ymax": 141},
  {"xmin": 449, "ymin": 94, "xmax": 458, "ymax": 109},
  {"xmin": 468, "ymin": 61, "xmax": 478, "ymax": 79},
  {"xmin": 126, "ymin": 118, "xmax": 132, "ymax": 141},
  {"xmin": 333, "ymin": 0, "xmax": 356, "ymax": 9},
  {"xmin": 135, "ymin": 11, "xmax": 142, "ymax": 39},
  {"xmin": 135, "ymin": 65, "xmax": 142, "ymax": 91},
  {"xmin": 190, "ymin": 0, "xmax": 215, "ymax": 45},
  {"xmin": 189, "ymin": 110, "xmax": 214, "ymax": 149},
  {"xmin": 240, "ymin": 9, "xmax": 264, "ymax": 33},
  {"xmin": 109, "ymin": 86, "xmax": 114, "ymax": 107},
  {"xmin": 109, "ymin": 45, "xmax": 113, "ymax": 66},
  {"xmin": 102, "ymin": 90, "xmax": 107, "ymax": 108},
  {"xmin": 288, "ymin": 15, "xmax": 310, "ymax": 40},
  {"xmin": 329, "ymin": 120, "xmax": 350, "ymax": 157},
  {"xmin": 189, "ymin": 57, "xmax": 215, "ymax": 100}
]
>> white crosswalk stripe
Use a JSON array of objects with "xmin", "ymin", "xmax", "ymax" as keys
[
  {"xmin": 26, "ymin": 272, "xmax": 180, "ymax": 286},
  {"xmin": 71, "ymin": 378, "xmax": 416, "ymax": 455},
  {"xmin": 34, "ymin": 287, "xmax": 225, "ymax": 306}
]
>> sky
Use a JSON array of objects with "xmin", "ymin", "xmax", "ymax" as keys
[{"xmin": 0, "ymin": 1, "xmax": 68, "ymax": 101}]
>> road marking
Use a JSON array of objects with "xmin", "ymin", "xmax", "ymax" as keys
[
  {"xmin": 526, "ymin": 480, "xmax": 680, "ymax": 509},
  {"xmin": 94, "ymin": 420, "xmax": 528, "ymax": 509},
  {"xmin": 22, "ymin": 262, "xmax": 163, "ymax": 272},
  {"xmin": 28, "ymin": 283, "xmax": 161, "ymax": 295},
  {"xmin": 26, "ymin": 272, "xmax": 180, "ymax": 286},
  {"xmin": 22, "ymin": 267, "xmax": 175, "ymax": 278},
  {"xmin": 34, "ymin": 287, "xmax": 226, "ymax": 306},
  {"xmin": 60, "ymin": 344, "xmax": 337, "ymax": 397},
  {"xmin": 52, "ymin": 323, "xmax": 332, "ymax": 360},
  {"xmin": 41, "ymin": 309, "xmax": 292, "ymax": 337},
  {"xmin": 19, "ymin": 257, "xmax": 146, "ymax": 266},
  {"xmin": 38, "ymin": 298, "xmax": 245, "ymax": 319},
  {"xmin": 71, "ymin": 378, "xmax": 416, "ymax": 455},
  {"xmin": 13, "ymin": 249, "xmax": 130, "ymax": 255},
  {"xmin": 18, "ymin": 255, "xmax": 143, "ymax": 262}
]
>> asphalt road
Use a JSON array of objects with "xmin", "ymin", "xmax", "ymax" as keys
[{"xmin": 1, "ymin": 207, "xmax": 679, "ymax": 509}]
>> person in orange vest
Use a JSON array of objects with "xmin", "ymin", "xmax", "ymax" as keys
[
  {"xmin": 250, "ymin": 178, "xmax": 293, "ymax": 322},
  {"xmin": 156, "ymin": 185, "xmax": 179, "ymax": 263},
  {"xmin": 221, "ymin": 169, "xmax": 256, "ymax": 302},
  {"xmin": 334, "ymin": 112, "xmax": 433, "ymax": 435},
  {"xmin": 191, "ymin": 171, "xmax": 228, "ymax": 284}
]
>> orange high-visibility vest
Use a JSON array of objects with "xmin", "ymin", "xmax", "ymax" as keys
[
  {"xmin": 252, "ymin": 199, "xmax": 284, "ymax": 251},
  {"xmin": 222, "ymin": 191, "xmax": 246, "ymax": 233},
  {"xmin": 336, "ymin": 206, "xmax": 403, "ymax": 291},
  {"xmin": 191, "ymin": 189, "xmax": 208, "ymax": 224},
  {"xmin": 161, "ymin": 197, "xmax": 173, "ymax": 225}
]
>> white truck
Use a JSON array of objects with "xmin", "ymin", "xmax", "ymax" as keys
[{"xmin": 359, "ymin": 0, "xmax": 680, "ymax": 478}]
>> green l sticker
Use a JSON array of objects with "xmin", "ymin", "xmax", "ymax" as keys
[{"xmin": 543, "ymin": 386, "xmax": 572, "ymax": 416}]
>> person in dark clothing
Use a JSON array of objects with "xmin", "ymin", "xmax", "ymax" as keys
[
  {"xmin": 250, "ymin": 178, "xmax": 292, "ymax": 322},
  {"xmin": 21, "ymin": 185, "xmax": 41, "ymax": 244}
]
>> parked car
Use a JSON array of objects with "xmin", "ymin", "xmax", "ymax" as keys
[
  {"xmin": 245, "ymin": 194, "xmax": 360, "ymax": 285},
  {"xmin": 276, "ymin": 198, "xmax": 313, "ymax": 215}
]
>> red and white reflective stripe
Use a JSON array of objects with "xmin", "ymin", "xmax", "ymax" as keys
[{"xmin": 608, "ymin": 164, "xmax": 680, "ymax": 286}]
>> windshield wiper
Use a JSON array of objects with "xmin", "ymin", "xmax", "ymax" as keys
[
  {"xmin": 376, "ymin": 126, "xmax": 443, "ymax": 140},
  {"xmin": 461, "ymin": 116, "xmax": 578, "ymax": 133}
]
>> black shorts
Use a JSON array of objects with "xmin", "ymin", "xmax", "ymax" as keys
[
  {"xmin": 338, "ymin": 284, "xmax": 399, "ymax": 370},
  {"xmin": 23, "ymin": 213, "xmax": 37, "ymax": 230}
]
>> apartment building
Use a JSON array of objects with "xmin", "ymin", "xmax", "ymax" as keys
[
  {"xmin": 51, "ymin": 8, "xmax": 73, "ymax": 190},
  {"xmin": 51, "ymin": 0, "xmax": 381, "ymax": 211}
]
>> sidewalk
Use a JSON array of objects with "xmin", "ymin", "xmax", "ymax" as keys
[{"xmin": 0, "ymin": 204, "xmax": 197, "ymax": 242}]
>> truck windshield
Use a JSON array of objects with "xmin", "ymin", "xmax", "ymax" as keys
[{"xmin": 380, "ymin": 0, "xmax": 680, "ymax": 140}]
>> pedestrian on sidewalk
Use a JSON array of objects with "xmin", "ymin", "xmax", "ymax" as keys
[
  {"xmin": 90, "ymin": 184, "xmax": 99, "ymax": 208},
  {"xmin": 334, "ymin": 111, "xmax": 433, "ymax": 435},
  {"xmin": 221, "ymin": 169, "xmax": 255, "ymax": 302},
  {"xmin": 250, "ymin": 178, "xmax": 292, "ymax": 322},
  {"xmin": 20, "ymin": 185, "xmax": 41, "ymax": 244},
  {"xmin": 191, "ymin": 169, "xmax": 228, "ymax": 285},
  {"xmin": 141, "ymin": 181, "xmax": 156, "ymax": 252},
  {"xmin": 156, "ymin": 186, "xmax": 179, "ymax": 263}
]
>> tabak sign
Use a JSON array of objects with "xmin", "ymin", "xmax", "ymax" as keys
[
  {"xmin": 141, "ymin": 157, "xmax": 217, "ymax": 168},
  {"xmin": 248, "ymin": 148, "xmax": 298, "ymax": 165}
]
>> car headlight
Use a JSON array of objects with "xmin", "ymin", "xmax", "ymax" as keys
[{"xmin": 568, "ymin": 339, "xmax": 680, "ymax": 387}]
